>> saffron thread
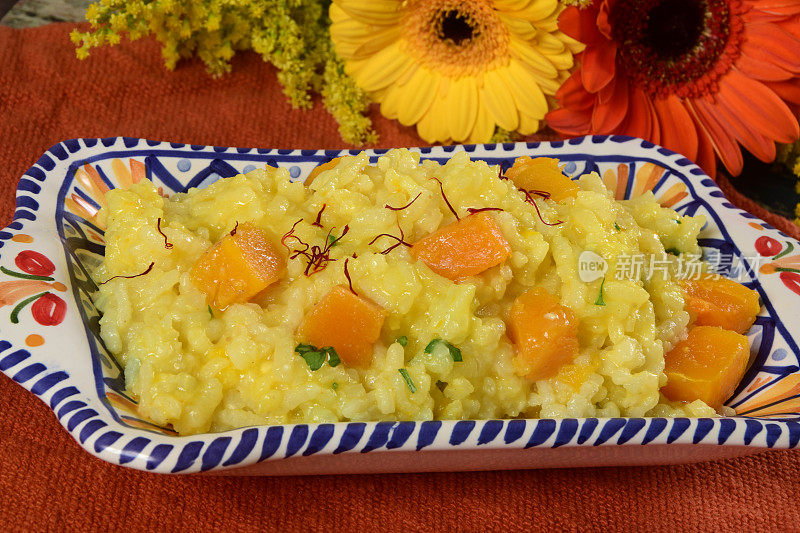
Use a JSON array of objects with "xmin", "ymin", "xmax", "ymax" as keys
[
  {"xmin": 344, "ymin": 257, "xmax": 357, "ymax": 295},
  {"xmin": 156, "ymin": 218, "xmax": 173, "ymax": 249},
  {"xmin": 466, "ymin": 207, "xmax": 504, "ymax": 215},
  {"xmin": 100, "ymin": 262, "xmax": 155, "ymax": 285},
  {"xmin": 519, "ymin": 189, "xmax": 563, "ymax": 226},
  {"xmin": 430, "ymin": 177, "xmax": 460, "ymax": 220},
  {"xmin": 281, "ymin": 219, "xmax": 349, "ymax": 276},
  {"xmin": 368, "ymin": 225, "xmax": 412, "ymax": 255},
  {"xmin": 385, "ymin": 193, "xmax": 422, "ymax": 211},
  {"xmin": 312, "ymin": 204, "xmax": 326, "ymax": 227},
  {"xmin": 229, "ymin": 221, "xmax": 239, "ymax": 236}
]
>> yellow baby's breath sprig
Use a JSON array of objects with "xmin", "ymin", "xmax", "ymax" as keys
[{"xmin": 71, "ymin": 0, "xmax": 377, "ymax": 146}]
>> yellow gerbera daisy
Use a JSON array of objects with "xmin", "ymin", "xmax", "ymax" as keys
[{"xmin": 330, "ymin": 0, "xmax": 583, "ymax": 143}]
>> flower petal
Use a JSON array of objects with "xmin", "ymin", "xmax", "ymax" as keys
[
  {"xmin": 534, "ymin": 31, "xmax": 566, "ymax": 55},
  {"xmin": 555, "ymin": 72, "xmax": 594, "ymax": 109},
  {"xmin": 546, "ymin": 106, "xmax": 592, "ymax": 135},
  {"xmin": 712, "ymin": 93, "xmax": 776, "ymax": 163},
  {"xmin": 746, "ymin": 1, "xmax": 800, "ymax": 19},
  {"xmin": 735, "ymin": 52, "xmax": 794, "ymax": 81},
  {"xmin": 651, "ymin": 95, "xmax": 699, "ymax": 162},
  {"xmin": 517, "ymin": 112, "xmax": 540, "ymax": 135},
  {"xmin": 502, "ymin": 60, "xmax": 549, "ymax": 120},
  {"xmin": 467, "ymin": 102, "xmax": 496, "ymax": 144},
  {"xmin": 558, "ymin": 6, "xmax": 605, "ymax": 44},
  {"xmin": 580, "ymin": 42, "xmax": 617, "ymax": 93},
  {"xmin": 694, "ymin": 127, "xmax": 718, "ymax": 179},
  {"xmin": 767, "ymin": 79, "xmax": 800, "ymax": 105},
  {"xmin": 497, "ymin": 12, "xmax": 537, "ymax": 40},
  {"xmin": 416, "ymin": 85, "xmax": 451, "ymax": 143},
  {"xmin": 591, "ymin": 74, "xmax": 628, "ymax": 133},
  {"xmin": 510, "ymin": 38, "xmax": 558, "ymax": 78},
  {"xmin": 481, "ymin": 70, "xmax": 520, "ymax": 132},
  {"xmin": 495, "ymin": 0, "xmax": 559, "ymax": 22},
  {"xmin": 716, "ymin": 69, "xmax": 799, "ymax": 143},
  {"xmin": 379, "ymin": 85, "xmax": 402, "ymax": 120},
  {"xmin": 741, "ymin": 22, "xmax": 800, "ymax": 71},
  {"xmin": 621, "ymin": 86, "xmax": 653, "ymax": 141},
  {"xmin": 447, "ymin": 77, "xmax": 479, "ymax": 142},
  {"xmin": 351, "ymin": 27, "xmax": 402, "ymax": 59},
  {"xmin": 351, "ymin": 42, "xmax": 415, "ymax": 92},
  {"xmin": 396, "ymin": 69, "xmax": 438, "ymax": 126},
  {"xmin": 332, "ymin": 0, "xmax": 405, "ymax": 25},
  {"xmin": 686, "ymin": 99, "xmax": 744, "ymax": 176},
  {"xmin": 528, "ymin": 70, "xmax": 562, "ymax": 95}
]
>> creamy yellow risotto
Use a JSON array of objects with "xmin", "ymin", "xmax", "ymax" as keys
[{"xmin": 93, "ymin": 149, "xmax": 727, "ymax": 436}]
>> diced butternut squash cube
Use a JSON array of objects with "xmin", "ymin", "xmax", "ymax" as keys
[
  {"xmin": 409, "ymin": 212, "xmax": 511, "ymax": 281},
  {"xmin": 505, "ymin": 157, "xmax": 579, "ymax": 202},
  {"xmin": 508, "ymin": 288, "xmax": 580, "ymax": 381},
  {"xmin": 680, "ymin": 275, "xmax": 760, "ymax": 334},
  {"xmin": 305, "ymin": 157, "xmax": 343, "ymax": 187},
  {"xmin": 300, "ymin": 285, "xmax": 385, "ymax": 367},
  {"xmin": 662, "ymin": 326, "xmax": 750, "ymax": 409},
  {"xmin": 190, "ymin": 223, "xmax": 285, "ymax": 309}
]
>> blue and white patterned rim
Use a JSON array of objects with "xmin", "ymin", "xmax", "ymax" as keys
[{"xmin": 1, "ymin": 136, "xmax": 799, "ymax": 475}]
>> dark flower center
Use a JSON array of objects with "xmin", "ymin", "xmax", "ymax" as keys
[
  {"xmin": 439, "ymin": 10, "xmax": 477, "ymax": 45},
  {"xmin": 642, "ymin": 0, "xmax": 706, "ymax": 60},
  {"xmin": 610, "ymin": 0, "xmax": 740, "ymax": 98}
]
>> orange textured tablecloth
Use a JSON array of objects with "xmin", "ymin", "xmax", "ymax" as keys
[{"xmin": 2, "ymin": 23, "xmax": 800, "ymax": 531}]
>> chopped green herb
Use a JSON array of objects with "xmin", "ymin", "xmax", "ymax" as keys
[
  {"xmin": 295, "ymin": 344, "xmax": 316, "ymax": 353},
  {"xmin": 396, "ymin": 335, "xmax": 408, "ymax": 347},
  {"xmin": 614, "ymin": 222, "xmax": 621, "ymax": 231},
  {"xmin": 447, "ymin": 343, "xmax": 462, "ymax": 362},
  {"xmin": 324, "ymin": 346, "xmax": 341, "ymax": 367},
  {"xmin": 332, "ymin": 382, "xmax": 339, "ymax": 390},
  {"xmin": 398, "ymin": 368, "xmax": 417, "ymax": 393},
  {"xmin": 208, "ymin": 305, "xmax": 214, "ymax": 318},
  {"xmin": 675, "ymin": 219, "xmax": 682, "ymax": 225},
  {"xmin": 327, "ymin": 233, "xmax": 339, "ymax": 247},
  {"xmin": 297, "ymin": 349, "xmax": 325, "ymax": 371},
  {"xmin": 424, "ymin": 338, "xmax": 463, "ymax": 362},
  {"xmin": 665, "ymin": 248, "xmax": 681, "ymax": 256},
  {"xmin": 295, "ymin": 343, "xmax": 340, "ymax": 371},
  {"xmin": 435, "ymin": 380, "xmax": 447, "ymax": 392},
  {"xmin": 594, "ymin": 278, "xmax": 606, "ymax": 306}
]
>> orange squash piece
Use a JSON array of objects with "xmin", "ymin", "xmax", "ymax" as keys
[
  {"xmin": 190, "ymin": 223, "xmax": 285, "ymax": 309},
  {"xmin": 680, "ymin": 275, "xmax": 760, "ymax": 334},
  {"xmin": 305, "ymin": 157, "xmax": 343, "ymax": 187},
  {"xmin": 300, "ymin": 285, "xmax": 385, "ymax": 367},
  {"xmin": 409, "ymin": 212, "xmax": 511, "ymax": 281},
  {"xmin": 505, "ymin": 157, "xmax": 579, "ymax": 202},
  {"xmin": 508, "ymin": 288, "xmax": 580, "ymax": 381},
  {"xmin": 662, "ymin": 326, "xmax": 750, "ymax": 409}
]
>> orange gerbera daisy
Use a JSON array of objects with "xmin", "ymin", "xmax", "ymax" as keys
[{"xmin": 545, "ymin": 0, "xmax": 800, "ymax": 177}]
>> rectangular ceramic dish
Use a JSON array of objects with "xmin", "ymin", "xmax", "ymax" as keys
[{"xmin": 1, "ymin": 136, "xmax": 798, "ymax": 475}]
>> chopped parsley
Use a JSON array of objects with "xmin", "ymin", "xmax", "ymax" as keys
[
  {"xmin": 295, "ymin": 343, "xmax": 341, "ymax": 371},
  {"xmin": 675, "ymin": 219, "xmax": 682, "ymax": 225},
  {"xmin": 332, "ymin": 382, "xmax": 339, "ymax": 390},
  {"xmin": 665, "ymin": 247, "xmax": 681, "ymax": 256},
  {"xmin": 396, "ymin": 335, "xmax": 408, "ymax": 347},
  {"xmin": 594, "ymin": 278, "xmax": 606, "ymax": 306},
  {"xmin": 327, "ymin": 233, "xmax": 339, "ymax": 247},
  {"xmin": 614, "ymin": 222, "xmax": 621, "ymax": 231},
  {"xmin": 208, "ymin": 305, "xmax": 214, "ymax": 318},
  {"xmin": 424, "ymin": 338, "xmax": 462, "ymax": 362},
  {"xmin": 398, "ymin": 368, "xmax": 417, "ymax": 393}
]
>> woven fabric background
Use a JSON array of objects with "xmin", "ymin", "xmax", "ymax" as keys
[{"xmin": 1, "ymin": 24, "xmax": 799, "ymax": 531}]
